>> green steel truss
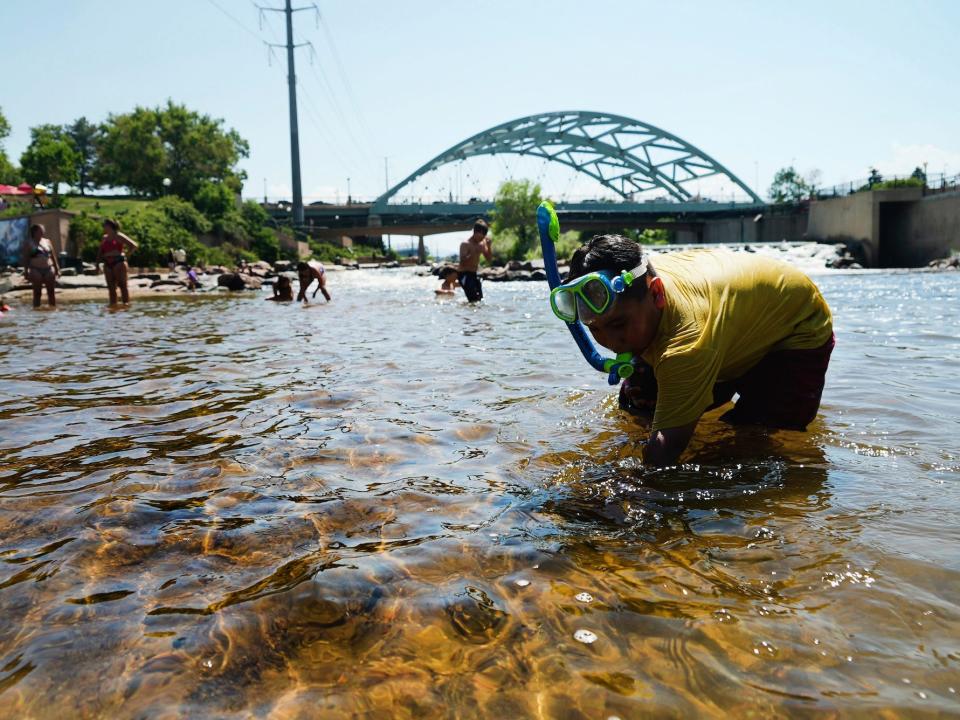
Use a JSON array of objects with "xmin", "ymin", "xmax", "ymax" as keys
[{"xmin": 372, "ymin": 111, "xmax": 760, "ymax": 211}]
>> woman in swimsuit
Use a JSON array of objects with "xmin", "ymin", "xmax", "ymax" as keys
[
  {"xmin": 96, "ymin": 218, "xmax": 139, "ymax": 305},
  {"xmin": 21, "ymin": 223, "xmax": 60, "ymax": 308}
]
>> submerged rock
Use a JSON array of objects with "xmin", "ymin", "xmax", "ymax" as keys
[{"xmin": 444, "ymin": 585, "xmax": 508, "ymax": 644}]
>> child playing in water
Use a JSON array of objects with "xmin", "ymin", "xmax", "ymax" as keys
[
  {"xmin": 266, "ymin": 275, "xmax": 293, "ymax": 302},
  {"xmin": 558, "ymin": 235, "xmax": 834, "ymax": 466},
  {"xmin": 435, "ymin": 266, "xmax": 459, "ymax": 295}
]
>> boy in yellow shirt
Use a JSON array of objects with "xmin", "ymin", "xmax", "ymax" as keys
[{"xmin": 562, "ymin": 235, "xmax": 834, "ymax": 466}]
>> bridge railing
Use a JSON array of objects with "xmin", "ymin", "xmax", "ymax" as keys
[{"xmin": 816, "ymin": 171, "xmax": 960, "ymax": 199}]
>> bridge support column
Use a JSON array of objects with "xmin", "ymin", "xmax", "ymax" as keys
[{"xmin": 417, "ymin": 235, "xmax": 426, "ymax": 264}]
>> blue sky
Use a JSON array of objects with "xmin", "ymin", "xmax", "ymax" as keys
[{"xmin": 3, "ymin": 1, "xmax": 958, "ymax": 251}]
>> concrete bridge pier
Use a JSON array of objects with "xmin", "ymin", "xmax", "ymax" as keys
[{"xmin": 417, "ymin": 236, "xmax": 426, "ymax": 264}]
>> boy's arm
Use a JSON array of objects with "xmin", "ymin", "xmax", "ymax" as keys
[
  {"xmin": 481, "ymin": 239, "xmax": 493, "ymax": 262},
  {"xmin": 643, "ymin": 421, "xmax": 698, "ymax": 466}
]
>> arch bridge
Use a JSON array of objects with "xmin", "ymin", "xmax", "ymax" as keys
[
  {"xmin": 284, "ymin": 112, "xmax": 772, "ymax": 247},
  {"xmin": 370, "ymin": 110, "xmax": 761, "ymax": 214}
]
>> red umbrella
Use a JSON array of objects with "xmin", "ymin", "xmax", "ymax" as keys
[{"xmin": 0, "ymin": 183, "xmax": 33, "ymax": 195}]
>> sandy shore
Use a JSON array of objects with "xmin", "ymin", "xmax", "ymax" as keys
[{"xmin": 1, "ymin": 274, "xmax": 237, "ymax": 304}]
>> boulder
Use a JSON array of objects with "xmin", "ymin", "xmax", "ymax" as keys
[
  {"xmin": 246, "ymin": 260, "xmax": 274, "ymax": 278},
  {"xmin": 928, "ymin": 255, "xmax": 960, "ymax": 270},
  {"xmin": 505, "ymin": 270, "xmax": 532, "ymax": 282},
  {"xmin": 505, "ymin": 260, "xmax": 534, "ymax": 272},
  {"xmin": 133, "ymin": 273, "xmax": 162, "ymax": 281},
  {"xmin": 217, "ymin": 273, "xmax": 262, "ymax": 291},
  {"xmin": 150, "ymin": 279, "xmax": 187, "ymax": 288}
]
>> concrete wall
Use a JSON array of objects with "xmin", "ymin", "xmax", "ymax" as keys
[
  {"xmin": 894, "ymin": 191, "xmax": 960, "ymax": 265},
  {"xmin": 698, "ymin": 209, "xmax": 807, "ymax": 245},
  {"xmin": 806, "ymin": 188, "xmax": 936, "ymax": 267},
  {"xmin": 30, "ymin": 209, "xmax": 74, "ymax": 256},
  {"xmin": 807, "ymin": 192, "xmax": 878, "ymax": 264}
]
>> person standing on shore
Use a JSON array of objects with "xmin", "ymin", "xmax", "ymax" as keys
[
  {"xmin": 96, "ymin": 219, "xmax": 138, "ymax": 305},
  {"xmin": 458, "ymin": 219, "xmax": 492, "ymax": 302},
  {"xmin": 21, "ymin": 223, "xmax": 60, "ymax": 308},
  {"xmin": 297, "ymin": 261, "xmax": 331, "ymax": 302}
]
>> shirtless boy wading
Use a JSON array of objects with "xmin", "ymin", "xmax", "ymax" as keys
[{"xmin": 458, "ymin": 219, "xmax": 492, "ymax": 303}]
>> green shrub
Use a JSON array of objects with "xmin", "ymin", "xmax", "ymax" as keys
[
  {"xmin": 193, "ymin": 181, "xmax": 235, "ymax": 221},
  {"xmin": 251, "ymin": 227, "xmax": 279, "ymax": 263},
  {"xmin": 153, "ymin": 195, "xmax": 212, "ymax": 234}
]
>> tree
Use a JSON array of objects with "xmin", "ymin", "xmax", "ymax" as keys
[
  {"xmin": 910, "ymin": 166, "xmax": 927, "ymax": 186},
  {"xmin": 867, "ymin": 167, "xmax": 883, "ymax": 188},
  {"xmin": 768, "ymin": 166, "xmax": 810, "ymax": 204},
  {"xmin": 95, "ymin": 107, "xmax": 166, "ymax": 196},
  {"xmin": 19, "ymin": 124, "xmax": 80, "ymax": 198},
  {"xmin": 491, "ymin": 179, "xmax": 542, "ymax": 260},
  {"xmin": 96, "ymin": 101, "xmax": 249, "ymax": 201},
  {"xmin": 66, "ymin": 117, "xmax": 100, "ymax": 195},
  {"xmin": 0, "ymin": 106, "xmax": 19, "ymax": 184}
]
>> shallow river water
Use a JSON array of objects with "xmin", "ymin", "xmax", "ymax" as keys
[{"xmin": 1, "ymin": 266, "xmax": 959, "ymax": 718}]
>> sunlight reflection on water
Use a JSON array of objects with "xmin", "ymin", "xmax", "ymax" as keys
[{"xmin": 0, "ymin": 268, "xmax": 958, "ymax": 717}]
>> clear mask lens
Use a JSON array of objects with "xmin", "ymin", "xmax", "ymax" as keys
[
  {"xmin": 580, "ymin": 277, "xmax": 610, "ymax": 313},
  {"xmin": 578, "ymin": 291, "xmax": 616, "ymax": 325},
  {"xmin": 553, "ymin": 289, "xmax": 577, "ymax": 321}
]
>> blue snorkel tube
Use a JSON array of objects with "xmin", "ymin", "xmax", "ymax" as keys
[{"xmin": 537, "ymin": 201, "xmax": 635, "ymax": 385}]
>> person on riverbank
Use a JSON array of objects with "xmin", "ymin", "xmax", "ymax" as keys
[
  {"xmin": 186, "ymin": 267, "xmax": 201, "ymax": 291},
  {"xmin": 435, "ymin": 265, "xmax": 459, "ymax": 295},
  {"xmin": 297, "ymin": 261, "xmax": 330, "ymax": 302},
  {"xmin": 21, "ymin": 223, "xmax": 60, "ymax": 308},
  {"xmin": 96, "ymin": 219, "xmax": 138, "ymax": 305},
  {"xmin": 558, "ymin": 235, "xmax": 834, "ymax": 466},
  {"xmin": 458, "ymin": 219, "xmax": 492, "ymax": 302},
  {"xmin": 266, "ymin": 275, "xmax": 293, "ymax": 302}
]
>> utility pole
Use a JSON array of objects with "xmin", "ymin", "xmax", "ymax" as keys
[
  {"xmin": 384, "ymin": 156, "xmax": 391, "ymax": 251},
  {"xmin": 261, "ymin": 1, "xmax": 318, "ymax": 228}
]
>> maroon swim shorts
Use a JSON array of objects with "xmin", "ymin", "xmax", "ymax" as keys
[{"xmin": 619, "ymin": 334, "xmax": 836, "ymax": 431}]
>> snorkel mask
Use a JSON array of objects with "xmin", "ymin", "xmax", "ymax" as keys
[
  {"xmin": 549, "ymin": 260, "xmax": 649, "ymax": 325},
  {"xmin": 537, "ymin": 201, "xmax": 636, "ymax": 384}
]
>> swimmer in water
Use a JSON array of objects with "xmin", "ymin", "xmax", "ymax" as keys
[
  {"xmin": 266, "ymin": 275, "xmax": 294, "ymax": 301},
  {"xmin": 557, "ymin": 234, "xmax": 834, "ymax": 466},
  {"xmin": 435, "ymin": 266, "xmax": 459, "ymax": 295}
]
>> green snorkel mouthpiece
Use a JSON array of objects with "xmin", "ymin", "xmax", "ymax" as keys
[{"xmin": 537, "ymin": 201, "xmax": 635, "ymax": 384}]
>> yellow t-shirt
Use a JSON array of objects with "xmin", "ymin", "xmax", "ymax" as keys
[{"xmin": 640, "ymin": 250, "xmax": 833, "ymax": 431}]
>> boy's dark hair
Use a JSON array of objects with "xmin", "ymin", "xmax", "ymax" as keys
[
  {"xmin": 568, "ymin": 234, "xmax": 655, "ymax": 299},
  {"xmin": 473, "ymin": 218, "xmax": 488, "ymax": 234},
  {"xmin": 103, "ymin": 218, "xmax": 119, "ymax": 232},
  {"xmin": 297, "ymin": 261, "xmax": 309, "ymax": 272},
  {"xmin": 29, "ymin": 223, "xmax": 43, "ymax": 238}
]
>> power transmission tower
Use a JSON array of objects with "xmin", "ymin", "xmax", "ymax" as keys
[{"xmin": 259, "ymin": 1, "xmax": 318, "ymax": 228}]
